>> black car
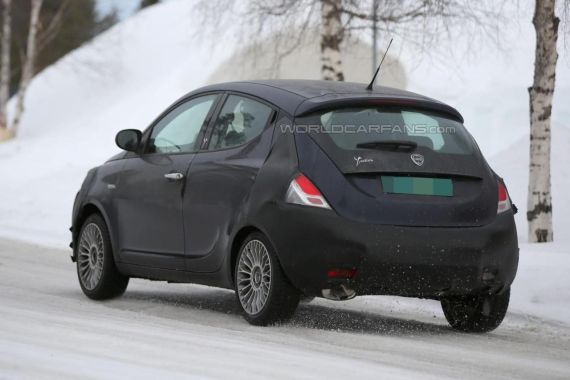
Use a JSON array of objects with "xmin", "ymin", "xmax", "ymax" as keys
[{"xmin": 71, "ymin": 80, "xmax": 518, "ymax": 332}]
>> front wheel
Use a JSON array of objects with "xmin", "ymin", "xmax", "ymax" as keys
[
  {"xmin": 76, "ymin": 214, "xmax": 129, "ymax": 300},
  {"xmin": 441, "ymin": 288, "xmax": 510, "ymax": 333},
  {"xmin": 234, "ymin": 232, "xmax": 300, "ymax": 325}
]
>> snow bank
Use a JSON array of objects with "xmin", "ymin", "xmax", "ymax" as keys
[
  {"xmin": 0, "ymin": 0, "xmax": 568, "ymax": 247},
  {"xmin": 0, "ymin": 0, "xmax": 226, "ymax": 245},
  {"xmin": 511, "ymin": 242, "xmax": 570, "ymax": 323}
]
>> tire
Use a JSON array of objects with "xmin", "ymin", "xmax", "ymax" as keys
[
  {"xmin": 76, "ymin": 213, "xmax": 129, "ymax": 300},
  {"xmin": 441, "ymin": 287, "xmax": 510, "ymax": 333},
  {"xmin": 234, "ymin": 232, "xmax": 300, "ymax": 325}
]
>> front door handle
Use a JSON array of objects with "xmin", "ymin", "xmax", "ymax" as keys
[{"xmin": 164, "ymin": 172, "xmax": 184, "ymax": 181}]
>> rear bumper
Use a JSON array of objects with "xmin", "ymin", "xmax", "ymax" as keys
[{"xmin": 262, "ymin": 203, "xmax": 519, "ymax": 298}]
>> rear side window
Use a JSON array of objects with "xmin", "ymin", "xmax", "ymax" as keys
[
  {"xmin": 297, "ymin": 107, "xmax": 473, "ymax": 155},
  {"xmin": 208, "ymin": 95, "xmax": 273, "ymax": 150}
]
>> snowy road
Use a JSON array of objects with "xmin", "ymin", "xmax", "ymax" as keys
[{"xmin": 0, "ymin": 238, "xmax": 569, "ymax": 380}]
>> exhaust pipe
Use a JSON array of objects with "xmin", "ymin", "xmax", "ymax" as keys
[{"xmin": 322, "ymin": 284, "xmax": 356, "ymax": 301}]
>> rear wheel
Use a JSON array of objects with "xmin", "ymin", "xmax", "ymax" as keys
[
  {"xmin": 441, "ymin": 288, "xmax": 510, "ymax": 333},
  {"xmin": 234, "ymin": 232, "xmax": 300, "ymax": 325},
  {"xmin": 76, "ymin": 214, "xmax": 129, "ymax": 300}
]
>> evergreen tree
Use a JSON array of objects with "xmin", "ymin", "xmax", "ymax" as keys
[{"xmin": 140, "ymin": 0, "xmax": 159, "ymax": 9}]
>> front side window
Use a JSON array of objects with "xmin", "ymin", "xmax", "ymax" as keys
[
  {"xmin": 148, "ymin": 95, "xmax": 216, "ymax": 154},
  {"xmin": 208, "ymin": 95, "xmax": 273, "ymax": 150}
]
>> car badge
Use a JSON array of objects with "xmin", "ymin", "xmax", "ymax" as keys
[
  {"xmin": 410, "ymin": 153, "xmax": 424, "ymax": 166},
  {"xmin": 354, "ymin": 156, "xmax": 374, "ymax": 167}
]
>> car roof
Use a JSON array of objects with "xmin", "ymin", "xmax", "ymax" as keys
[{"xmin": 189, "ymin": 79, "xmax": 464, "ymax": 122}]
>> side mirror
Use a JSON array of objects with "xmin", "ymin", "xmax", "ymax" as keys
[{"xmin": 115, "ymin": 129, "xmax": 142, "ymax": 152}]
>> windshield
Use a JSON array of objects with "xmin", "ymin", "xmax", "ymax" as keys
[{"xmin": 295, "ymin": 107, "xmax": 474, "ymax": 155}]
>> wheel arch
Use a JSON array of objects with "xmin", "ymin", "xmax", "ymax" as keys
[
  {"xmin": 229, "ymin": 224, "xmax": 289, "ymax": 287},
  {"xmin": 229, "ymin": 226, "xmax": 262, "ymax": 286},
  {"xmin": 72, "ymin": 200, "xmax": 118, "ymax": 262}
]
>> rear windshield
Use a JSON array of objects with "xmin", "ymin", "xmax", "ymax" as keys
[{"xmin": 295, "ymin": 107, "xmax": 474, "ymax": 155}]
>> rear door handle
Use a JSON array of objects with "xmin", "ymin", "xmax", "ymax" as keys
[{"xmin": 164, "ymin": 172, "xmax": 184, "ymax": 181}]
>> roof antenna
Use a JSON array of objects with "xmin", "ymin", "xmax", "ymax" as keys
[{"xmin": 366, "ymin": 38, "xmax": 393, "ymax": 91}]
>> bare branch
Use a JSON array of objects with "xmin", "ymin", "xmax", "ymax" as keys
[{"xmin": 194, "ymin": 0, "xmax": 509, "ymax": 81}]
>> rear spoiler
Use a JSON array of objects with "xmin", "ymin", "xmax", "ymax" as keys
[{"xmin": 294, "ymin": 95, "xmax": 464, "ymax": 123}]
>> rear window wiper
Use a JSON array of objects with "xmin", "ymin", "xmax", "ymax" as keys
[{"xmin": 356, "ymin": 140, "xmax": 418, "ymax": 151}]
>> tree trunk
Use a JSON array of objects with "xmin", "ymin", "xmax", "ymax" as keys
[
  {"xmin": 0, "ymin": 0, "xmax": 11, "ymax": 133},
  {"xmin": 320, "ymin": 0, "xmax": 344, "ymax": 81},
  {"xmin": 10, "ymin": 0, "xmax": 43, "ymax": 137},
  {"xmin": 527, "ymin": 0, "xmax": 558, "ymax": 243}
]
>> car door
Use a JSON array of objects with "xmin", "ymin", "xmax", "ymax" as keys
[
  {"xmin": 183, "ymin": 94, "xmax": 277, "ymax": 272},
  {"xmin": 116, "ymin": 94, "xmax": 219, "ymax": 269}
]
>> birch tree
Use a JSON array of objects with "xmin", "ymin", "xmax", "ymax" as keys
[
  {"xmin": 10, "ymin": 0, "xmax": 43, "ymax": 137},
  {"xmin": 0, "ymin": 0, "xmax": 10, "ymax": 139},
  {"xmin": 320, "ymin": 0, "xmax": 344, "ymax": 81},
  {"xmin": 527, "ymin": 0, "xmax": 560, "ymax": 243}
]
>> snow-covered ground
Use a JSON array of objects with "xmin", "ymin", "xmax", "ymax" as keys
[
  {"xmin": 0, "ymin": 0, "xmax": 569, "ymax": 377},
  {"xmin": 0, "ymin": 238, "xmax": 569, "ymax": 380}
]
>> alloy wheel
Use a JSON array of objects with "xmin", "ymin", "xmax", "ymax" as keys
[
  {"xmin": 77, "ymin": 223, "xmax": 105, "ymax": 290},
  {"xmin": 237, "ymin": 239, "xmax": 272, "ymax": 315}
]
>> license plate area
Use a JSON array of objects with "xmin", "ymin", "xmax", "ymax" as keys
[{"xmin": 381, "ymin": 176, "xmax": 453, "ymax": 196}]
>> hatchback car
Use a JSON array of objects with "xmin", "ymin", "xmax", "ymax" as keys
[{"xmin": 71, "ymin": 80, "xmax": 518, "ymax": 332}]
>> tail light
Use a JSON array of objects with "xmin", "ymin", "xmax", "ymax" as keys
[
  {"xmin": 497, "ymin": 181, "xmax": 511, "ymax": 214},
  {"xmin": 327, "ymin": 268, "xmax": 357, "ymax": 279},
  {"xmin": 286, "ymin": 173, "xmax": 331, "ymax": 209}
]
